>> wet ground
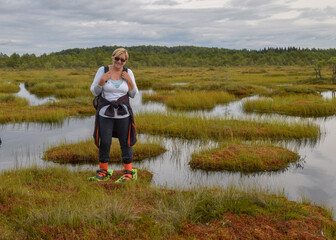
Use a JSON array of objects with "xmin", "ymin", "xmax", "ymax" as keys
[{"xmin": 1, "ymin": 85, "xmax": 336, "ymax": 216}]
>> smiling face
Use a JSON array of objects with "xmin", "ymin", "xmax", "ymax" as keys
[
  {"xmin": 111, "ymin": 48, "xmax": 129, "ymax": 70},
  {"xmin": 113, "ymin": 53, "xmax": 127, "ymax": 69}
]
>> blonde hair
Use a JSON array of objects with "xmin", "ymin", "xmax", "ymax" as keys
[{"xmin": 112, "ymin": 48, "xmax": 129, "ymax": 60}]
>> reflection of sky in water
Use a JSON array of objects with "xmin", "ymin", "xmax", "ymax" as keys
[
  {"xmin": 321, "ymin": 91, "xmax": 336, "ymax": 99},
  {"xmin": 15, "ymin": 83, "xmax": 56, "ymax": 105},
  {"xmin": 1, "ymin": 86, "xmax": 336, "ymax": 217}
]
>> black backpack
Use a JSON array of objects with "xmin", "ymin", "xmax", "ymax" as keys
[{"xmin": 92, "ymin": 66, "xmax": 128, "ymax": 110}]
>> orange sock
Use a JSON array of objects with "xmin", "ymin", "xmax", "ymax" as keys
[
  {"xmin": 124, "ymin": 163, "xmax": 132, "ymax": 180},
  {"xmin": 99, "ymin": 162, "xmax": 108, "ymax": 170}
]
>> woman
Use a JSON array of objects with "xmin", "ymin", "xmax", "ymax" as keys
[{"xmin": 89, "ymin": 48, "xmax": 138, "ymax": 183}]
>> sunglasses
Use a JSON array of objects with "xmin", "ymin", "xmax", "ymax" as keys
[{"xmin": 114, "ymin": 57, "xmax": 126, "ymax": 63}]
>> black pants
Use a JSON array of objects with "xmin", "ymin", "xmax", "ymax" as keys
[{"xmin": 99, "ymin": 116, "xmax": 133, "ymax": 164}]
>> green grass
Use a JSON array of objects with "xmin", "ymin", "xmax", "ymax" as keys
[
  {"xmin": 0, "ymin": 66, "xmax": 335, "ymax": 123},
  {"xmin": 15, "ymin": 69, "xmax": 94, "ymax": 98},
  {"xmin": 43, "ymin": 139, "xmax": 166, "ymax": 164},
  {"xmin": 0, "ymin": 70, "xmax": 97, "ymax": 120},
  {"xmin": 110, "ymin": 65, "xmax": 335, "ymax": 96},
  {"xmin": 0, "ymin": 94, "xmax": 29, "ymax": 107},
  {"xmin": 268, "ymin": 85, "xmax": 320, "ymax": 96},
  {"xmin": 190, "ymin": 143, "xmax": 299, "ymax": 172},
  {"xmin": 143, "ymin": 90, "xmax": 236, "ymax": 110},
  {"xmin": 1, "ymin": 66, "xmax": 336, "ymax": 238},
  {"xmin": 1, "ymin": 97, "xmax": 321, "ymax": 144},
  {"xmin": 0, "ymin": 82, "xmax": 20, "ymax": 93},
  {"xmin": 243, "ymin": 94, "xmax": 336, "ymax": 117},
  {"xmin": 0, "ymin": 66, "xmax": 334, "ymax": 96},
  {"xmin": 0, "ymin": 166, "xmax": 335, "ymax": 239},
  {"xmin": 0, "ymin": 96, "xmax": 95, "ymax": 123},
  {"xmin": 136, "ymin": 112, "xmax": 320, "ymax": 141}
]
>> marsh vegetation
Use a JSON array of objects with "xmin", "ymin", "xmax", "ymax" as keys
[
  {"xmin": 0, "ymin": 166, "xmax": 335, "ymax": 239},
  {"xmin": 1, "ymin": 63, "xmax": 336, "ymax": 239},
  {"xmin": 43, "ymin": 139, "xmax": 166, "ymax": 164}
]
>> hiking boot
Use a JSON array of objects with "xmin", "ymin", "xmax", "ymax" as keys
[
  {"xmin": 115, "ymin": 169, "xmax": 137, "ymax": 184},
  {"xmin": 87, "ymin": 169, "xmax": 113, "ymax": 181}
]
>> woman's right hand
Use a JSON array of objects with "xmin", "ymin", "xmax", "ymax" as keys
[{"xmin": 98, "ymin": 71, "xmax": 111, "ymax": 86}]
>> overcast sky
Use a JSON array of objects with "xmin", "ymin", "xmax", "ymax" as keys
[{"xmin": 0, "ymin": 0, "xmax": 335, "ymax": 55}]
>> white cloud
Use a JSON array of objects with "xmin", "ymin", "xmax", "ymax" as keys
[{"xmin": 285, "ymin": 0, "xmax": 336, "ymax": 9}]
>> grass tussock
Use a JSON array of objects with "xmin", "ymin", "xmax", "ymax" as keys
[
  {"xmin": 1, "ymin": 66, "xmax": 336, "ymax": 124},
  {"xmin": 0, "ymin": 96, "xmax": 95, "ymax": 123},
  {"xmin": 269, "ymin": 85, "xmax": 319, "ymax": 96},
  {"xmin": 0, "ymin": 166, "xmax": 335, "ymax": 239},
  {"xmin": 243, "ymin": 94, "xmax": 336, "ymax": 117},
  {"xmin": 190, "ymin": 143, "xmax": 299, "ymax": 172},
  {"xmin": 0, "ymin": 94, "xmax": 29, "ymax": 107},
  {"xmin": 143, "ymin": 90, "xmax": 236, "ymax": 110},
  {"xmin": 22, "ymin": 70, "xmax": 93, "ymax": 98},
  {"xmin": 44, "ymin": 139, "xmax": 166, "ymax": 164},
  {"xmin": 185, "ymin": 82, "xmax": 272, "ymax": 97},
  {"xmin": 0, "ymin": 82, "xmax": 20, "ymax": 93},
  {"xmin": 136, "ymin": 112, "xmax": 320, "ymax": 141}
]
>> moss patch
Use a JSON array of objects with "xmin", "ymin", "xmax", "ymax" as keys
[
  {"xmin": 44, "ymin": 140, "xmax": 166, "ymax": 164},
  {"xmin": 143, "ymin": 90, "xmax": 236, "ymax": 110},
  {"xmin": 0, "ymin": 166, "xmax": 335, "ymax": 239},
  {"xmin": 243, "ymin": 94, "xmax": 336, "ymax": 117},
  {"xmin": 136, "ymin": 112, "xmax": 320, "ymax": 141},
  {"xmin": 190, "ymin": 144, "xmax": 299, "ymax": 172}
]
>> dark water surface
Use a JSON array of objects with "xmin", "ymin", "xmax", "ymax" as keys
[{"xmin": 1, "ymin": 86, "xmax": 336, "ymax": 215}]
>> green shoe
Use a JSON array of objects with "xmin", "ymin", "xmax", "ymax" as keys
[
  {"xmin": 87, "ymin": 169, "xmax": 113, "ymax": 181},
  {"xmin": 115, "ymin": 169, "xmax": 137, "ymax": 184}
]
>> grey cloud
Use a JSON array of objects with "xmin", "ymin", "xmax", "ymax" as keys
[
  {"xmin": 153, "ymin": 0, "xmax": 179, "ymax": 6},
  {"xmin": 298, "ymin": 7, "xmax": 336, "ymax": 21},
  {"xmin": 0, "ymin": 0, "xmax": 335, "ymax": 55},
  {"xmin": 229, "ymin": 0, "xmax": 282, "ymax": 10}
]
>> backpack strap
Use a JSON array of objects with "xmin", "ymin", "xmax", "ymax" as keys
[{"xmin": 105, "ymin": 66, "xmax": 127, "ymax": 73}]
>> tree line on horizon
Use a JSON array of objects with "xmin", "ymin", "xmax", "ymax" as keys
[{"xmin": 1, "ymin": 45, "xmax": 336, "ymax": 70}]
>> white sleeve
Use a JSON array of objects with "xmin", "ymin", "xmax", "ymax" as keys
[
  {"xmin": 127, "ymin": 69, "xmax": 138, "ymax": 98},
  {"xmin": 90, "ymin": 67, "xmax": 104, "ymax": 96}
]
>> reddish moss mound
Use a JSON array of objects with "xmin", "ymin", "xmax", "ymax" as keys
[
  {"xmin": 176, "ymin": 208, "xmax": 334, "ymax": 240},
  {"xmin": 2, "ymin": 167, "xmax": 335, "ymax": 240},
  {"xmin": 44, "ymin": 141, "xmax": 166, "ymax": 164},
  {"xmin": 190, "ymin": 144, "xmax": 299, "ymax": 173},
  {"xmin": 30, "ymin": 194, "xmax": 336, "ymax": 240}
]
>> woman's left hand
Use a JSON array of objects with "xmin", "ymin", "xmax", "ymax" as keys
[
  {"xmin": 121, "ymin": 71, "xmax": 132, "ymax": 83},
  {"xmin": 121, "ymin": 71, "xmax": 134, "ymax": 91}
]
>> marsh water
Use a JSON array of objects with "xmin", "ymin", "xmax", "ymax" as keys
[{"xmin": 1, "ymin": 85, "xmax": 336, "ymax": 216}]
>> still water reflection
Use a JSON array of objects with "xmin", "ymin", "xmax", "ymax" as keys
[
  {"xmin": 1, "ymin": 85, "xmax": 336, "ymax": 216},
  {"xmin": 15, "ymin": 83, "xmax": 56, "ymax": 105}
]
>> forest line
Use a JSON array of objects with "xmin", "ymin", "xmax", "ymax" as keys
[{"xmin": 1, "ymin": 45, "xmax": 336, "ymax": 70}]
